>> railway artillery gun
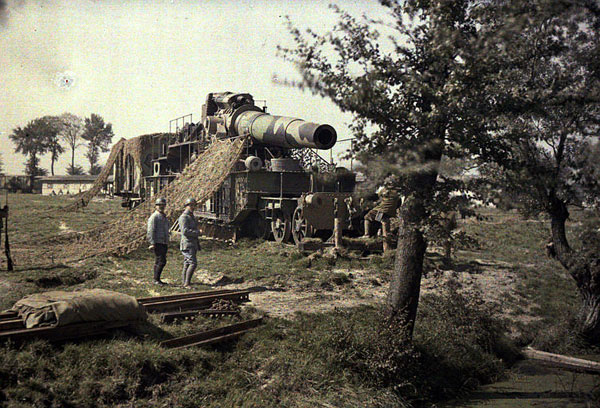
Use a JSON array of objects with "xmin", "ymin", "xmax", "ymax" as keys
[{"xmin": 143, "ymin": 92, "xmax": 358, "ymax": 246}]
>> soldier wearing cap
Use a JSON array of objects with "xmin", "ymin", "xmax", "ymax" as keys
[
  {"xmin": 179, "ymin": 198, "xmax": 200, "ymax": 287},
  {"xmin": 147, "ymin": 198, "xmax": 171, "ymax": 285}
]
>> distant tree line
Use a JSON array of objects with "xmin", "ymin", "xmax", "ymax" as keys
[{"xmin": 8, "ymin": 113, "xmax": 114, "ymax": 176}]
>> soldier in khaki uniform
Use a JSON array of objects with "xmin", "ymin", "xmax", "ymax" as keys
[
  {"xmin": 178, "ymin": 198, "xmax": 200, "ymax": 288},
  {"xmin": 147, "ymin": 198, "xmax": 171, "ymax": 285},
  {"xmin": 363, "ymin": 187, "xmax": 400, "ymax": 251}
]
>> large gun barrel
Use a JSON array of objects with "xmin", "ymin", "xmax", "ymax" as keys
[{"xmin": 233, "ymin": 110, "xmax": 337, "ymax": 150}]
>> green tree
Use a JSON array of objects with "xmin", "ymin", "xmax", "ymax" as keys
[
  {"xmin": 66, "ymin": 164, "xmax": 85, "ymax": 176},
  {"xmin": 82, "ymin": 113, "xmax": 114, "ymax": 175},
  {"xmin": 59, "ymin": 113, "xmax": 84, "ymax": 176},
  {"xmin": 41, "ymin": 115, "xmax": 65, "ymax": 176},
  {"xmin": 9, "ymin": 118, "xmax": 51, "ymax": 177},
  {"xmin": 473, "ymin": 0, "xmax": 600, "ymax": 342},
  {"xmin": 281, "ymin": 0, "xmax": 490, "ymax": 334}
]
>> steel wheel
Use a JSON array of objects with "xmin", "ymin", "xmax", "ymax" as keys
[
  {"xmin": 271, "ymin": 210, "xmax": 291, "ymax": 243},
  {"xmin": 292, "ymin": 206, "xmax": 313, "ymax": 246}
]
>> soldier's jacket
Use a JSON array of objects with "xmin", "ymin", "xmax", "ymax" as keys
[
  {"xmin": 147, "ymin": 211, "xmax": 171, "ymax": 245},
  {"xmin": 373, "ymin": 190, "xmax": 400, "ymax": 217},
  {"xmin": 178, "ymin": 209, "xmax": 200, "ymax": 251}
]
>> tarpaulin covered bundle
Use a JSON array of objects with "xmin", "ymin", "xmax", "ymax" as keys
[{"xmin": 9, "ymin": 289, "xmax": 147, "ymax": 328}]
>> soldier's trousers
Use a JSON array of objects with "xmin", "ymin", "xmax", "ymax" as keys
[
  {"xmin": 181, "ymin": 248, "xmax": 197, "ymax": 285},
  {"xmin": 153, "ymin": 243, "xmax": 168, "ymax": 281}
]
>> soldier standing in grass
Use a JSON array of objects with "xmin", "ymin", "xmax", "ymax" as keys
[
  {"xmin": 179, "ymin": 198, "xmax": 200, "ymax": 288},
  {"xmin": 147, "ymin": 198, "xmax": 170, "ymax": 285}
]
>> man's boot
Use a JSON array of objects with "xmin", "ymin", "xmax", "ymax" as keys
[
  {"xmin": 184, "ymin": 264, "xmax": 196, "ymax": 287},
  {"xmin": 181, "ymin": 263, "xmax": 189, "ymax": 287},
  {"xmin": 154, "ymin": 264, "xmax": 166, "ymax": 285},
  {"xmin": 363, "ymin": 219, "xmax": 371, "ymax": 238}
]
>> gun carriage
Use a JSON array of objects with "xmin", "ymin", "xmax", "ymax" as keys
[{"xmin": 115, "ymin": 92, "xmax": 358, "ymax": 245}]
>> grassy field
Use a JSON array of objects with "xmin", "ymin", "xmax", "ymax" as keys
[{"xmin": 0, "ymin": 193, "xmax": 599, "ymax": 407}]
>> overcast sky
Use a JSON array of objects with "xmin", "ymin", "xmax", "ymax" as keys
[{"xmin": 0, "ymin": 0, "xmax": 387, "ymax": 175}]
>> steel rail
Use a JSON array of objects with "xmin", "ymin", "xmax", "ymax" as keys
[
  {"xmin": 0, "ymin": 318, "xmax": 24, "ymax": 331},
  {"xmin": 160, "ymin": 318, "xmax": 263, "ymax": 349},
  {"xmin": 137, "ymin": 289, "xmax": 243, "ymax": 304},
  {"xmin": 142, "ymin": 290, "xmax": 250, "ymax": 313}
]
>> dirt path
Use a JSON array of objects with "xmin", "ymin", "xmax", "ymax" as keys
[{"xmin": 194, "ymin": 252, "xmax": 533, "ymax": 324}]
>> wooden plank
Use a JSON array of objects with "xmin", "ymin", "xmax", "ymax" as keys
[
  {"xmin": 0, "ymin": 320, "xmax": 133, "ymax": 343},
  {"xmin": 160, "ymin": 318, "xmax": 263, "ymax": 348},
  {"xmin": 137, "ymin": 289, "xmax": 241, "ymax": 304},
  {"xmin": 522, "ymin": 347, "xmax": 600, "ymax": 375},
  {"xmin": 143, "ymin": 291, "xmax": 250, "ymax": 313},
  {"xmin": 0, "ymin": 318, "xmax": 24, "ymax": 332}
]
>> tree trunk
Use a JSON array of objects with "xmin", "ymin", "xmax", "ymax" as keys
[
  {"xmin": 50, "ymin": 152, "xmax": 55, "ymax": 176},
  {"xmin": 386, "ymin": 189, "xmax": 432, "ymax": 336},
  {"xmin": 28, "ymin": 152, "xmax": 37, "ymax": 176},
  {"xmin": 549, "ymin": 196, "xmax": 600, "ymax": 343},
  {"xmin": 71, "ymin": 147, "xmax": 75, "ymax": 171},
  {"xmin": 387, "ymin": 194, "xmax": 427, "ymax": 336},
  {"xmin": 386, "ymin": 138, "xmax": 443, "ymax": 337},
  {"xmin": 89, "ymin": 147, "xmax": 98, "ymax": 175},
  {"xmin": 580, "ymin": 292, "xmax": 600, "ymax": 342}
]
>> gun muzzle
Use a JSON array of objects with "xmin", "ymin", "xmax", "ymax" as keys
[{"xmin": 233, "ymin": 110, "xmax": 336, "ymax": 150}]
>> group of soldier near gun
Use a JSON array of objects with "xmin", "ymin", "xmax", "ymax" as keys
[{"xmin": 146, "ymin": 197, "xmax": 200, "ymax": 287}]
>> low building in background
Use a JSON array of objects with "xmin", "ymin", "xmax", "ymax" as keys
[
  {"xmin": 38, "ymin": 175, "xmax": 114, "ymax": 196},
  {"xmin": 0, "ymin": 175, "xmax": 40, "ymax": 193}
]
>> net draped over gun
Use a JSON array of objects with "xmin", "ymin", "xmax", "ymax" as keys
[{"xmin": 20, "ymin": 136, "xmax": 247, "ymax": 267}]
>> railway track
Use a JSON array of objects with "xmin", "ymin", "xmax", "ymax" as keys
[
  {"xmin": 0, "ymin": 289, "xmax": 251, "ymax": 343},
  {"xmin": 160, "ymin": 318, "xmax": 263, "ymax": 349}
]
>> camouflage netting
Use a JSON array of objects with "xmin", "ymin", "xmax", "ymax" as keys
[
  {"xmin": 32, "ymin": 136, "xmax": 247, "ymax": 265},
  {"xmin": 121, "ymin": 133, "xmax": 156, "ymax": 172},
  {"xmin": 62, "ymin": 138, "xmax": 126, "ymax": 211},
  {"xmin": 121, "ymin": 133, "xmax": 161, "ymax": 192},
  {"xmin": 63, "ymin": 134, "xmax": 159, "ymax": 211}
]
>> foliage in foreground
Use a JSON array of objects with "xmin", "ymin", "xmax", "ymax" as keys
[{"xmin": 0, "ymin": 287, "xmax": 511, "ymax": 408}]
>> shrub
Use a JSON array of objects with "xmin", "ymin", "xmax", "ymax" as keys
[{"xmin": 316, "ymin": 285, "xmax": 515, "ymax": 403}]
